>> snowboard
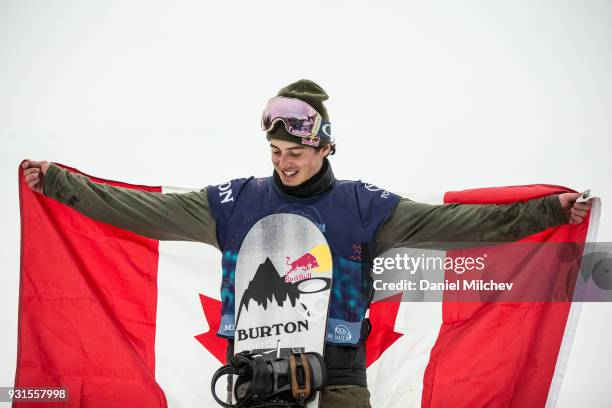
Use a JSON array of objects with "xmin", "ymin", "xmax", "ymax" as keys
[{"xmin": 234, "ymin": 213, "xmax": 333, "ymax": 407}]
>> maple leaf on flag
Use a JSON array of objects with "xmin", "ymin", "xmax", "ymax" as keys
[
  {"xmin": 194, "ymin": 294, "xmax": 227, "ymax": 364},
  {"xmin": 365, "ymin": 294, "xmax": 404, "ymax": 368}
]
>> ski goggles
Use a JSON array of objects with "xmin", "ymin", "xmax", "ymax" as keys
[{"xmin": 261, "ymin": 96, "xmax": 331, "ymax": 140}]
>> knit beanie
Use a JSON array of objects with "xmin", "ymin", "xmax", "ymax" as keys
[{"xmin": 265, "ymin": 79, "xmax": 333, "ymax": 149}]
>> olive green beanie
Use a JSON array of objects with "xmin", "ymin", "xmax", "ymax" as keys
[{"xmin": 265, "ymin": 79, "xmax": 333, "ymax": 148}]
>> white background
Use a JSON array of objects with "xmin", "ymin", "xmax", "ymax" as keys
[{"xmin": 1, "ymin": 0, "xmax": 610, "ymax": 406}]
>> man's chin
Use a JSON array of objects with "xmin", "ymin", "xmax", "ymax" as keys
[
  {"xmin": 281, "ymin": 178, "xmax": 301, "ymax": 187},
  {"xmin": 276, "ymin": 171, "xmax": 303, "ymax": 186}
]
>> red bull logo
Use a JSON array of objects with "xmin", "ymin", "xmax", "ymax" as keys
[
  {"xmin": 285, "ymin": 253, "xmax": 319, "ymax": 283},
  {"xmin": 286, "ymin": 253, "xmax": 319, "ymax": 273},
  {"xmin": 301, "ymin": 137, "xmax": 320, "ymax": 147}
]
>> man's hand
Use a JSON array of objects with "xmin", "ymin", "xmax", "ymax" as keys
[
  {"xmin": 558, "ymin": 192, "xmax": 592, "ymax": 224},
  {"xmin": 22, "ymin": 160, "xmax": 50, "ymax": 194}
]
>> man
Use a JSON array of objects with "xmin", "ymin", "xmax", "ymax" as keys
[{"xmin": 23, "ymin": 79, "xmax": 590, "ymax": 407}]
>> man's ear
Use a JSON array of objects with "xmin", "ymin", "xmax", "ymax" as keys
[{"xmin": 321, "ymin": 144, "xmax": 332, "ymax": 158}]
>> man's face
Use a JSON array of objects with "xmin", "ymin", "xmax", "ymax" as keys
[{"xmin": 270, "ymin": 139, "xmax": 329, "ymax": 186}]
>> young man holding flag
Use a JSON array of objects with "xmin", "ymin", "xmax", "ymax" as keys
[{"xmin": 22, "ymin": 79, "xmax": 590, "ymax": 407}]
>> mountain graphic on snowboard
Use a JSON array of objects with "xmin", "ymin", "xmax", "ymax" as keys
[{"xmin": 236, "ymin": 257, "xmax": 300, "ymax": 323}]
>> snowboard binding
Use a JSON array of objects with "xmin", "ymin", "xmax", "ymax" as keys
[{"xmin": 211, "ymin": 346, "xmax": 327, "ymax": 408}]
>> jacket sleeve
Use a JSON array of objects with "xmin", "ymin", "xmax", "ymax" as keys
[
  {"xmin": 375, "ymin": 195, "xmax": 568, "ymax": 254},
  {"xmin": 43, "ymin": 163, "xmax": 219, "ymax": 248}
]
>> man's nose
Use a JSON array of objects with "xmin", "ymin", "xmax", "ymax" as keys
[{"xmin": 279, "ymin": 154, "xmax": 293, "ymax": 169}]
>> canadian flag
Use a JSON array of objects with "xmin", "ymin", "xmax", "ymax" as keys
[{"xmin": 14, "ymin": 164, "xmax": 600, "ymax": 407}]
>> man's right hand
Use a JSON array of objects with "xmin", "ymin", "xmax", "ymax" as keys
[{"xmin": 22, "ymin": 160, "xmax": 50, "ymax": 194}]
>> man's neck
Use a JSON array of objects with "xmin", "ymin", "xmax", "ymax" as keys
[{"xmin": 273, "ymin": 159, "xmax": 336, "ymax": 198}]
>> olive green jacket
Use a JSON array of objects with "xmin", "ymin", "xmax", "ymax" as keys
[{"xmin": 42, "ymin": 163, "xmax": 569, "ymax": 253}]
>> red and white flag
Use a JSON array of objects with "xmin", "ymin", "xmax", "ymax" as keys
[{"xmin": 14, "ymin": 164, "xmax": 600, "ymax": 407}]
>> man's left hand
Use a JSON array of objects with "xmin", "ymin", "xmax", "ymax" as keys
[{"xmin": 558, "ymin": 193, "xmax": 592, "ymax": 224}]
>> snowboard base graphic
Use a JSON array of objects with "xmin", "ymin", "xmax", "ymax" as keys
[{"xmin": 234, "ymin": 214, "xmax": 333, "ymax": 407}]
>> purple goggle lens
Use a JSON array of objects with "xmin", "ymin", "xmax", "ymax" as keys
[{"xmin": 261, "ymin": 96, "xmax": 322, "ymax": 138}]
